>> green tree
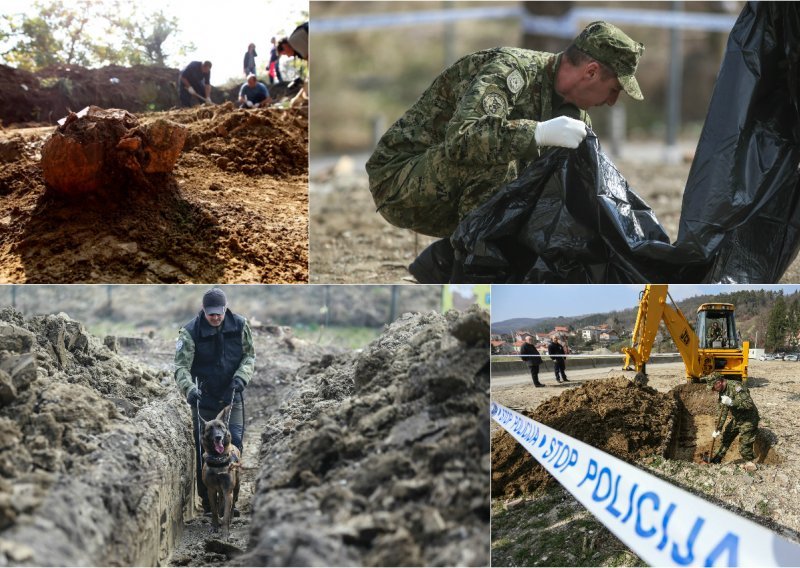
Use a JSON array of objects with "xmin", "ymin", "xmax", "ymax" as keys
[
  {"xmin": 766, "ymin": 294, "xmax": 788, "ymax": 352},
  {"xmin": 1, "ymin": 0, "xmax": 193, "ymax": 70}
]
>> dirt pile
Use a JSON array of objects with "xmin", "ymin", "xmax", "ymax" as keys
[
  {"xmin": 173, "ymin": 102, "xmax": 307, "ymax": 177},
  {"xmin": 492, "ymin": 377, "xmax": 677, "ymax": 498},
  {"xmin": 0, "ymin": 103, "xmax": 307, "ymax": 283},
  {"xmin": 238, "ymin": 307, "xmax": 490, "ymax": 567},
  {"xmin": 0, "ymin": 306, "xmax": 193, "ymax": 566},
  {"xmin": 0, "ymin": 64, "xmax": 181, "ymax": 125},
  {"xmin": 0, "ymin": 63, "xmax": 307, "ymax": 127},
  {"xmin": 40, "ymin": 106, "xmax": 186, "ymax": 195}
]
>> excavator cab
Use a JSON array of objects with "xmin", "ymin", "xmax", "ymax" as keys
[{"xmin": 696, "ymin": 304, "xmax": 738, "ymax": 349}]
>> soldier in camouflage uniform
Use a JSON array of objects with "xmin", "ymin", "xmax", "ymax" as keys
[
  {"xmin": 709, "ymin": 375, "xmax": 760, "ymax": 471},
  {"xmin": 366, "ymin": 21, "xmax": 644, "ymax": 238},
  {"xmin": 174, "ymin": 288, "xmax": 256, "ymax": 514}
]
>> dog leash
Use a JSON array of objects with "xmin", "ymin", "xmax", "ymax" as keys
[
  {"xmin": 195, "ymin": 376, "xmax": 202, "ymax": 456},
  {"xmin": 226, "ymin": 388, "xmax": 235, "ymax": 429}
]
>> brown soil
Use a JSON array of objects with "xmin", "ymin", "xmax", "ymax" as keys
[
  {"xmin": 0, "ymin": 102, "xmax": 308, "ymax": 283},
  {"xmin": 491, "ymin": 377, "xmax": 676, "ymax": 499},
  {"xmin": 0, "ymin": 63, "xmax": 304, "ymax": 126}
]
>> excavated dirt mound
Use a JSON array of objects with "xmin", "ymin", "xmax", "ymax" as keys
[
  {"xmin": 0, "ymin": 63, "xmax": 306, "ymax": 127},
  {"xmin": 492, "ymin": 378, "xmax": 783, "ymax": 500},
  {"xmin": 492, "ymin": 377, "xmax": 677, "ymax": 499},
  {"xmin": 0, "ymin": 306, "xmax": 193, "ymax": 566},
  {"xmin": 0, "ymin": 103, "xmax": 308, "ymax": 283},
  {"xmin": 238, "ymin": 307, "xmax": 490, "ymax": 567}
]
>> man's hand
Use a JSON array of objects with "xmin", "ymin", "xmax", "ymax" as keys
[
  {"xmin": 712, "ymin": 430, "xmax": 721, "ymax": 439},
  {"xmin": 204, "ymin": 97, "xmax": 213, "ymax": 104},
  {"xmin": 186, "ymin": 387, "xmax": 200, "ymax": 405},
  {"xmin": 187, "ymin": 86, "xmax": 197, "ymax": 96},
  {"xmin": 534, "ymin": 116, "xmax": 588, "ymax": 149},
  {"xmin": 720, "ymin": 395, "xmax": 733, "ymax": 407},
  {"xmin": 232, "ymin": 377, "xmax": 246, "ymax": 393}
]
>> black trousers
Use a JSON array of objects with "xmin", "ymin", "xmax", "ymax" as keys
[
  {"xmin": 553, "ymin": 359, "xmax": 567, "ymax": 380},
  {"xmin": 528, "ymin": 364, "xmax": 541, "ymax": 385}
]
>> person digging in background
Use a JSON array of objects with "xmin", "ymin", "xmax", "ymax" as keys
[
  {"xmin": 705, "ymin": 374, "xmax": 760, "ymax": 472},
  {"xmin": 178, "ymin": 60, "xmax": 213, "ymax": 107},
  {"xmin": 365, "ymin": 21, "xmax": 644, "ymax": 282},
  {"xmin": 519, "ymin": 335, "xmax": 543, "ymax": 387},
  {"xmin": 547, "ymin": 336, "xmax": 569, "ymax": 383},
  {"xmin": 174, "ymin": 287, "xmax": 256, "ymax": 515},
  {"xmin": 238, "ymin": 73, "xmax": 272, "ymax": 108}
]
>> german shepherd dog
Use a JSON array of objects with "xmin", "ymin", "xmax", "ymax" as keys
[{"xmin": 200, "ymin": 405, "xmax": 241, "ymax": 539}]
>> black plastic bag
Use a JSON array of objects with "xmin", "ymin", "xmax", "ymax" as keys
[{"xmin": 446, "ymin": 1, "xmax": 800, "ymax": 284}]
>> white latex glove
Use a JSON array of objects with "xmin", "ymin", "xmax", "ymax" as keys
[
  {"xmin": 245, "ymin": 99, "xmax": 254, "ymax": 108},
  {"xmin": 711, "ymin": 430, "xmax": 720, "ymax": 439},
  {"xmin": 187, "ymin": 86, "xmax": 197, "ymax": 96},
  {"xmin": 205, "ymin": 97, "xmax": 213, "ymax": 104},
  {"xmin": 534, "ymin": 116, "xmax": 588, "ymax": 149},
  {"xmin": 720, "ymin": 395, "xmax": 733, "ymax": 407}
]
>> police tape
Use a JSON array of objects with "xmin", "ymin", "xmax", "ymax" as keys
[{"xmin": 491, "ymin": 401, "xmax": 800, "ymax": 566}]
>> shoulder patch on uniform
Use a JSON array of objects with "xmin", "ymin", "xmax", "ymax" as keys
[
  {"xmin": 175, "ymin": 339, "xmax": 183, "ymax": 351},
  {"xmin": 482, "ymin": 92, "xmax": 507, "ymax": 117},
  {"xmin": 736, "ymin": 386, "xmax": 742, "ymax": 392},
  {"xmin": 507, "ymin": 69, "xmax": 524, "ymax": 94}
]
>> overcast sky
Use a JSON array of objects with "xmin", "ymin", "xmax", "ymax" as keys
[
  {"xmin": 491, "ymin": 284, "xmax": 800, "ymax": 323},
  {"xmin": 1, "ymin": 0, "xmax": 307, "ymax": 83}
]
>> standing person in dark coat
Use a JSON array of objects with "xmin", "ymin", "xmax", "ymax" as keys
[
  {"xmin": 548, "ymin": 336, "xmax": 569, "ymax": 383},
  {"xmin": 243, "ymin": 43, "xmax": 257, "ymax": 77},
  {"xmin": 519, "ymin": 335, "xmax": 543, "ymax": 387}
]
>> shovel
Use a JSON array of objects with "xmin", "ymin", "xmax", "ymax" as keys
[
  {"xmin": 701, "ymin": 407, "xmax": 726, "ymax": 463},
  {"xmin": 188, "ymin": 88, "xmax": 214, "ymax": 105}
]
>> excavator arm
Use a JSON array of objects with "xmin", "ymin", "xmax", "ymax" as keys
[{"xmin": 623, "ymin": 284, "xmax": 704, "ymax": 378}]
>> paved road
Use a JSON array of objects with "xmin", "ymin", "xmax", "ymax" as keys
[{"xmin": 491, "ymin": 361, "xmax": 687, "ymax": 389}]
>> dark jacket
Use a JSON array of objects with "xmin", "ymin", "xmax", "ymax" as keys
[
  {"xmin": 184, "ymin": 308, "xmax": 245, "ymax": 400},
  {"xmin": 244, "ymin": 49, "xmax": 257, "ymax": 74},
  {"xmin": 520, "ymin": 343, "xmax": 542, "ymax": 366},
  {"xmin": 179, "ymin": 61, "xmax": 210, "ymax": 93},
  {"xmin": 548, "ymin": 341, "xmax": 566, "ymax": 360}
]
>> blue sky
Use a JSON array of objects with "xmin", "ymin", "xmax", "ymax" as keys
[{"xmin": 491, "ymin": 284, "xmax": 800, "ymax": 322}]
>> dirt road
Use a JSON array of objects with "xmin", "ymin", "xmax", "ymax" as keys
[
  {"xmin": 310, "ymin": 152, "xmax": 800, "ymax": 283},
  {"xmin": 491, "ymin": 360, "xmax": 800, "ymax": 566},
  {"xmin": 0, "ymin": 103, "xmax": 308, "ymax": 283}
]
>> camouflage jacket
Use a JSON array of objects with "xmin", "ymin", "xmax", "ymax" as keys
[
  {"xmin": 173, "ymin": 318, "xmax": 255, "ymax": 397},
  {"xmin": 366, "ymin": 48, "xmax": 592, "ymax": 189},
  {"xmin": 718, "ymin": 381, "xmax": 759, "ymax": 423}
]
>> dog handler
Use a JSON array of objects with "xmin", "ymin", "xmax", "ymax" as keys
[{"xmin": 174, "ymin": 288, "xmax": 255, "ymax": 515}]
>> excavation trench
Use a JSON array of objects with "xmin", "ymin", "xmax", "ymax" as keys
[
  {"xmin": 1, "ymin": 307, "xmax": 490, "ymax": 567},
  {"xmin": 667, "ymin": 382, "xmax": 781, "ymax": 466}
]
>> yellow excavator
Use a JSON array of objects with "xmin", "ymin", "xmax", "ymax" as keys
[{"xmin": 623, "ymin": 284, "xmax": 749, "ymax": 382}]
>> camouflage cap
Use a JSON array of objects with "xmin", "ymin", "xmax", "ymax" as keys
[{"xmin": 574, "ymin": 21, "xmax": 644, "ymax": 101}]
